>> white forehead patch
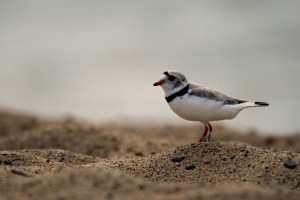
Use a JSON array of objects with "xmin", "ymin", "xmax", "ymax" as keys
[{"xmin": 161, "ymin": 74, "xmax": 167, "ymax": 80}]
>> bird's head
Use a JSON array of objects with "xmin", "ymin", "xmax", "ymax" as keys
[{"xmin": 153, "ymin": 70, "xmax": 188, "ymax": 96}]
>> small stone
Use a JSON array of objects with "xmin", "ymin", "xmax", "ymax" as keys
[
  {"xmin": 221, "ymin": 156, "xmax": 226, "ymax": 161},
  {"xmin": 135, "ymin": 151, "xmax": 144, "ymax": 156},
  {"xmin": 230, "ymin": 155, "xmax": 236, "ymax": 159},
  {"xmin": 11, "ymin": 169, "xmax": 33, "ymax": 177},
  {"xmin": 264, "ymin": 165, "xmax": 269, "ymax": 170},
  {"xmin": 185, "ymin": 164, "xmax": 195, "ymax": 170},
  {"xmin": 284, "ymin": 173, "xmax": 291, "ymax": 179},
  {"xmin": 138, "ymin": 184, "xmax": 145, "ymax": 190},
  {"xmin": 171, "ymin": 156, "xmax": 185, "ymax": 163},
  {"xmin": 203, "ymin": 160, "xmax": 212, "ymax": 164},
  {"xmin": 284, "ymin": 160, "xmax": 297, "ymax": 169},
  {"xmin": 261, "ymin": 164, "xmax": 269, "ymax": 172}
]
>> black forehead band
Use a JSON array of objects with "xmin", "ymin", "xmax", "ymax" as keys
[{"xmin": 163, "ymin": 71, "xmax": 169, "ymax": 76}]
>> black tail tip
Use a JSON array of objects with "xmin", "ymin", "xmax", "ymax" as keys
[{"xmin": 255, "ymin": 102, "xmax": 269, "ymax": 106}]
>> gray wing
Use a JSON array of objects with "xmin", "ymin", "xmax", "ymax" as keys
[{"xmin": 188, "ymin": 82, "xmax": 247, "ymax": 105}]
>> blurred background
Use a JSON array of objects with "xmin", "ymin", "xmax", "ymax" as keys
[{"xmin": 0, "ymin": 1, "xmax": 299, "ymax": 134}]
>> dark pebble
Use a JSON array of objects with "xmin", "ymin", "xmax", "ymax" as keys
[
  {"xmin": 264, "ymin": 165, "xmax": 269, "ymax": 170},
  {"xmin": 135, "ymin": 152, "xmax": 144, "ymax": 156},
  {"xmin": 138, "ymin": 184, "xmax": 145, "ymax": 190},
  {"xmin": 171, "ymin": 156, "xmax": 185, "ymax": 163},
  {"xmin": 230, "ymin": 155, "xmax": 236, "ymax": 159},
  {"xmin": 11, "ymin": 169, "xmax": 33, "ymax": 177},
  {"xmin": 284, "ymin": 160, "xmax": 297, "ymax": 169},
  {"xmin": 185, "ymin": 164, "xmax": 195, "ymax": 170}
]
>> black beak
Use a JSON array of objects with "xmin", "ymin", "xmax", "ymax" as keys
[{"xmin": 153, "ymin": 82, "xmax": 159, "ymax": 86}]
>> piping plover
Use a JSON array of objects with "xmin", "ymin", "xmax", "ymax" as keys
[{"xmin": 153, "ymin": 70, "xmax": 269, "ymax": 142}]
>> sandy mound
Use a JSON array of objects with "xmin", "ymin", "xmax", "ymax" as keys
[
  {"xmin": 102, "ymin": 142, "xmax": 299, "ymax": 188},
  {"xmin": 0, "ymin": 110, "xmax": 299, "ymax": 199}
]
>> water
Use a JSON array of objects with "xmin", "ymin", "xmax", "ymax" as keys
[{"xmin": 0, "ymin": 1, "xmax": 299, "ymax": 134}]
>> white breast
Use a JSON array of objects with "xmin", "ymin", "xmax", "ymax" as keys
[{"xmin": 168, "ymin": 94, "xmax": 241, "ymax": 123}]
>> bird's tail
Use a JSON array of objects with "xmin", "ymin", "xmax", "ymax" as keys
[
  {"xmin": 235, "ymin": 101, "xmax": 269, "ymax": 110},
  {"xmin": 254, "ymin": 101, "xmax": 269, "ymax": 106}
]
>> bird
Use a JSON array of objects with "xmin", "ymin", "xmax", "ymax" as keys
[{"xmin": 153, "ymin": 70, "xmax": 269, "ymax": 142}]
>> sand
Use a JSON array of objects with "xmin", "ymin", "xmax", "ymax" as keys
[{"xmin": 0, "ymin": 110, "xmax": 299, "ymax": 199}]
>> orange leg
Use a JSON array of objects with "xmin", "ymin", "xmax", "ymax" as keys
[
  {"xmin": 199, "ymin": 125, "xmax": 208, "ymax": 142},
  {"xmin": 207, "ymin": 122, "xmax": 213, "ymax": 142}
]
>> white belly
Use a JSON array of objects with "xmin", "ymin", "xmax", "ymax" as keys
[{"xmin": 168, "ymin": 94, "xmax": 240, "ymax": 122}]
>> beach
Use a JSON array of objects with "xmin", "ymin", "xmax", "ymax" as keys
[{"xmin": 0, "ymin": 110, "xmax": 299, "ymax": 199}]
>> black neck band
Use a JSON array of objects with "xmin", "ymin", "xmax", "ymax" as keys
[{"xmin": 165, "ymin": 84, "xmax": 189, "ymax": 103}]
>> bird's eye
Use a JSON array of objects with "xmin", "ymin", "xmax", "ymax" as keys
[{"xmin": 168, "ymin": 75, "xmax": 175, "ymax": 81}]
